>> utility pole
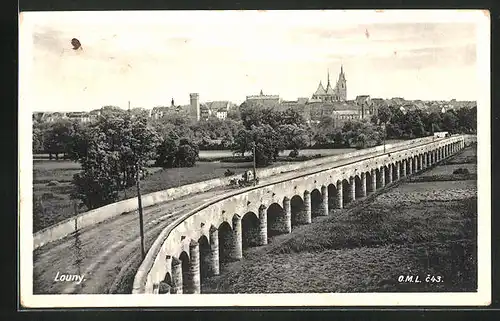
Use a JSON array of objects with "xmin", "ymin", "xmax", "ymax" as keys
[
  {"xmin": 383, "ymin": 122, "xmax": 386, "ymax": 153},
  {"xmin": 130, "ymin": 98, "xmax": 145, "ymax": 260},
  {"xmin": 252, "ymin": 143, "xmax": 257, "ymax": 186},
  {"xmin": 136, "ymin": 162, "xmax": 146, "ymax": 260}
]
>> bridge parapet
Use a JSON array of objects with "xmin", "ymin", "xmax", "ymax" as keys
[
  {"xmin": 133, "ymin": 135, "xmax": 466, "ymax": 294},
  {"xmin": 33, "ymin": 135, "xmax": 445, "ymax": 250}
]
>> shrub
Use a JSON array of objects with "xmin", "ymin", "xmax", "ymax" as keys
[
  {"xmin": 158, "ymin": 281, "xmax": 171, "ymax": 294},
  {"xmin": 224, "ymin": 169, "xmax": 235, "ymax": 177},
  {"xmin": 41, "ymin": 192, "xmax": 54, "ymax": 200},
  {"xmin": 453, "ymin": 168, "xmax": 470, "ymax": 175},
  {"xmin": 176, "ymin": 143, "xmax": 198, "ymax": 167},
  {"xmin": 47, "ymin": 180, "xmax": 60, "ymax": 186},
  {"xmin": 289, "ymin": 150, "xmax": 299, "ymax": 158}
]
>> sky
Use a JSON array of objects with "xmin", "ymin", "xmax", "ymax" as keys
[{"xmin": 20, "ymin": 10, "xmax": 484, "ymax": 112}]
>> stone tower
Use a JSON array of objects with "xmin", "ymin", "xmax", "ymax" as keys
[
  {"xmin": 335, "ymin": 65, "xmax": 347, "ymax": 101},
  {"xmin": 190, "ymin": 93, "xmax": 200, "ymax": 121}
]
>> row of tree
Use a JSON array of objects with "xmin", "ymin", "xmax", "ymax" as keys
[
  {"xmin": 33, "ymin": 104, "xmax": 476, "ymax": 209},
  {"xmin": 372, "ymin": 105, "xmax": 477, "ymax": 140}
]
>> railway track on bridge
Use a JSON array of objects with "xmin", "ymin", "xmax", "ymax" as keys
[
  {"xmin": 133, "ymin": 137, "xmax": 463, "ymax": 294},
  {"xmin": 33, "ymin": 137, "xmax": 455, "ymax": 294}
]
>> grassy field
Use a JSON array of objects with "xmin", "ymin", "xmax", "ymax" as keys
[
  {"xmin": 32, "ymin": 160, "xmax": 256, "ymax": 233},
  {"xmin": 202, "ymin": 146, "xmax": 478, "ymax": 293},
  {"xmin": 32, "ymin": 147, "xmax": 361, "ymax": 233}
]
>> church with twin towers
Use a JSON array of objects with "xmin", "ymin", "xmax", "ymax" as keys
[
  {"xmin": 310, "ymin": 65, "xmax": 347, "ymax": 102},
  {"xmin": 180, "ymin": 65, "xmax": 353, "ymax": 124}
]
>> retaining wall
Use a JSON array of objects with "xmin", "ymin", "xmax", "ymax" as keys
[{"xmin": 32, "ymin": 135, "xmax": 441, "ymax": 250}]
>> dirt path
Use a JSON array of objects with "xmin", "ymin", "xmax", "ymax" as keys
[{"xmin": 33, "ymin": 188, "xmax": 228, "ymax": 294}]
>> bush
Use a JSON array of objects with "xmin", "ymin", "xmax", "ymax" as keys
[
  {"xmin": 176, "ymin": 143, "xmax": 198, "ymax": 167},
  {"xmin": 289, "ymin": 150, "xmax": 299, "ymax": 158},
  {"xmin": 41, "ymin": 192, "xmax": 54, "ymax": 200},
  {"xmin": 156, "ymin": 137, "xmax": 200, "ymax": 168},
  {"xmin": 224, "ymin": 169, "xmax": 235, "ymax": 177},
  {"xmin": 47, "ymin": 180, "xmax": 60, "ymax": 186},
  {"xmin": 158, "ymin": 281, "xmax": 171, "ymax": 294}
]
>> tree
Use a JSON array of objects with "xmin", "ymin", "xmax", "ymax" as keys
[
  {"xmin": 232, "ymin": 124, "xmax": 285, "ymax": 167},
  {"xmin": 232, "ymin": 128, "xmax": 253, "ymax": 157},
  {"xmin": 190, "ymin": 118, "xmax": 244, "ymax": 149},
  {"xmin": 32, "ymin": 122, "xmax": 44, "ymax": 153},
  {"xmin": 424, "ymin": 111, "xmax": 443, "ymax": 134},
  {"xmin": 176, "ymin": 139, "xmax": 199, "ymax": 167},
  {"xmin": 377, "ymin": 105, "xmax": 393, "ymax": 125},
  {"xmin": 227, "ymin": 108, "xmax": 241, "ymax": 121},
  {"xmin": 43, "ymin": 119, "xmax": 76, "ymax": 160},
  {"xmin": 240, "ymin": 105, "xmax": 305, "ymax": 130},
  {"xmin": 385, "ymin": 107, "xmax": 405, "ymax": 138},
  {"xmin": 278, "ymin": 124, "xmax": 309, "ymax": 155},
  {"xmin": 71, "ymin": 113, "xmax": 159, "ymax": 209},
  {"xmin": 240, "ymin": 104, "xmax": 267, "ymax": 129},
  {"xmin": 464, "ymin": 106, "xmax": 477, "ymax": 133},
  {"xmin": 442, "ymin": 110, "xmax": 459, "ymax": 133},
  {"xmin": 155, "ymin": 132, "xmax": 200, "ymax": 168},
  {"xmin": 155, "ymin": 131, "xmax": 179, "ymax": 168},
  {"xmin": 403, "ymin": 110, "xmax": 426, "ymax": 138},
  {"xmin": 341, "ymin": 119, "xmax": 382, "ymax": 148},
  {"xmin": 279, "ymin": 108, "xmax": 306, "ymax": 126},
  {"xmin": 251, "ymin": 125, "xmax": 283, "ymax": 167},
  {"xmin": 375, "ymin": 104, "xmax": 393, "ymax": 147}
]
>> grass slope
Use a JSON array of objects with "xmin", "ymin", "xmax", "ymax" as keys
[
  {"xmin": 32, "ymin": 160, "xmax": 254, "ymax": 232},
  {"xmin": 202, "ymin": 147, "xmax": 478, "ymax": 293}
]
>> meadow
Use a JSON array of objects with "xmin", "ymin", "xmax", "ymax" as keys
[
  {"xmin": 202, "ymin": 146, "xmax": 478, "ymax": 293},
  {"xmin": 32, "ymin": 159, "xmax": 254, "ymax": 232},
  {"xmin": 32, "ymin": 148, "xmax": 357, "ymax": 232}
]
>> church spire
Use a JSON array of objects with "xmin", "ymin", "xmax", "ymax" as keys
[{"xmin": 327, "ymin": 68, "xmax": 330, "ymax": 87}]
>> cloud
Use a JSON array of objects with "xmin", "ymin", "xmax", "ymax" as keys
[
  {"xmin": 32, "ymin": 26, "xmax": 68, "ymax": 55},
  {"xmin": 24, "ymin": 12, "xmax": 480, "ymax": 111}
]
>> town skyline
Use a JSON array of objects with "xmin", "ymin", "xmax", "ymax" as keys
[{"xmin": 22, "ymin": 10, "xmax": 481, "ymax": 112}]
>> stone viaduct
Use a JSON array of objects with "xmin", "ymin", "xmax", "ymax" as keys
[{"xmin": 133, "ymin": 136, "xmax": 466, "ymax": 294}]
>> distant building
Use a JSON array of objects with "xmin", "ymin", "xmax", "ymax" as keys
[
  {"xmin": 215, "ymin": 109, "xmax": 228, "ymax": 120},
  {"xmin": 332, "ymin": 109, "xmax": 361, "ymax": 127},
  {"xmin": 287, "ymin": 100, "xmax": 361, "ymax": 126},
  {"xmin": 355, "ymin": 95, "xmax": 373, "ymax": 118},
  {"xmin": 151, "ymin": 106, "xmax": 170, "ymax": 120},
  {"xmin": 389, "ymin": 97, "xmax": 405, "ymax": 106},
  {"xmin": 245, "ymin": 90, "xmax": 281, "ymax": 107},
  {"xmin": 190, "ymin": 93, "xmax": 201, "ymax": 121},
  {"xmin": 129, "ymin": 107, "xmax": 152, "ymax": 118},
  {"xmin": 66, "ymin": 111, "xmax": 91, "ymax": 123},
  {"xmin": 370, "ymin": 98, "xmax": 388, "ymax": 116},
  {"xmin": 200, "ymin": 101, "xmax": 232, "ymax": 120},
  {"xmin": 32, "ymin": 112, "xmax": 45, "ymax": 122},
  {"xmin": 32, "ymin": 111, "xmax": 92, "ymax": 123},
  {"xmin": 311, "ymin": 66, "xmax": 347, "ymax": 102}
]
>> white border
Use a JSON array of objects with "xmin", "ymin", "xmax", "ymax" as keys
[{"xmin": 19, "ymin": 10, "xmax": 491, "ymax": 308}]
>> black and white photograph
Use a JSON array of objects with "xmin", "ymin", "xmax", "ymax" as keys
[{"xmin": 19, "ymin": 10, "xmax": 490, "ymax": 307}]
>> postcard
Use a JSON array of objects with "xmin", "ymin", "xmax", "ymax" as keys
[{"xmin": 19, "ymin": 9, "xmax": 490, "ymax": 307}]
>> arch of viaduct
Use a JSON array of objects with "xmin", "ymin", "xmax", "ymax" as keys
[{"xmin": 133, "ymin": 136, "xmax": 465, "ymax": 294}]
